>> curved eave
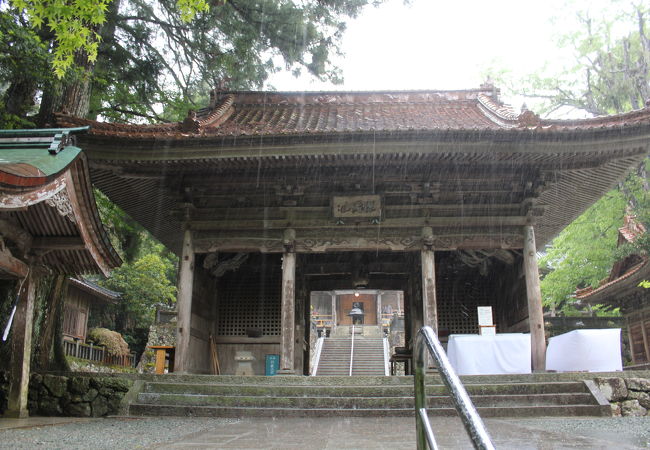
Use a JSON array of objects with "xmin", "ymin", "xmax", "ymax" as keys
[
  {"xmin": 70, "ymin": 124, "xmax": 650, "ymax": 167},
  {"xmin": 68, "ymin": 277, "xmax": 121, "ymax": 303},
  {"xmin": 1, "ymin": 157, "xmax": 121, "ymax": 277},
  {"xmin": 67, "ymin": 153, "xmax": 122, "ymax": 274},
  {"xmin": 576, "ymin": 259, "xmax": 650, "ymax": 306},
  {"xmin": 0, "ymin": 145, "xmax": 82, "ymax": 189}
]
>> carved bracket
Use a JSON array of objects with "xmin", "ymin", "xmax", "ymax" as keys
[
  {"xmin": 203, "ymin": 252, "xmax": 248, "ymax": 278},
  {"xmin": 44, "ymin": 189, "xmax": 76, "ymax": 223}
]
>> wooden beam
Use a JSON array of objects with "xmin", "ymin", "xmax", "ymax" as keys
[
  {"xmin": 179, "ymin": 169, "xmax": 542, "ymax": 187},
  {"xmin": 0, "ymin": 250, "xmax": 29, "ymax": 278},
  {"xmin": 193, "ymin": 233, "xmax": 524, "ymax": 253},
  {"xmin": 31, "ymin": 237, "xmax": 85, "ymax": 250},
  {"xmin": 174, "ymin": 203, "xmax": 525, "ymax": 216},
  {"xmin": 187, "ymin": 216, "xmax": 529, "ymax": 231}
]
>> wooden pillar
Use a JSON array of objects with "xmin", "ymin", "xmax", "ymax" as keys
[
  {"xmin": 421, "ymin": 227, "xmax": 438, "ymax": 330},
  {"xmin": 174, "ymin": 229, "xmax": 194, "ymax": 373},
  {"xmin": 6, "ymin": 270, "xmax": 36, "ymax": 418},
  {"xmin": 278, "ymin": 229, "xmax": 296, "ymax": 374},
  {"xmin": 376, "ymin": 292, "xmax": 382, "ymax": 328},
  {"xmin": 421, "ymin": 249, "xmax": 438, "ymax": 334},
  {"xmin": 523, "ymin": 224, "xmax": 546, "ymax": 371},
  {"xmin": 421, "ymin": 228, "xmax": 438, "ymax": 371}
]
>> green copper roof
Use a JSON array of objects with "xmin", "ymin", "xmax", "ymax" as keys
[{"xmin": 0, "ymin": 127, "xmax": 89, "ymax": 177}]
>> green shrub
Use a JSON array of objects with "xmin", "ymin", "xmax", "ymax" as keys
[{"xmin": 87, "ymin": 328, "xmax": 129, "ymax": 357}]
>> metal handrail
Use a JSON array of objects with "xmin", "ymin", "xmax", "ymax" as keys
[
  {"xmin": 414, "ymin": 326, "xmax": 495, "ymax": 450},
  {"xmin": 349, "ymin": 324, "xmax": 355, "ymax": 376}
]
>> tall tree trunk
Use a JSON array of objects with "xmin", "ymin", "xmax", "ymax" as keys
[
  {"xmin": 87, "ymin": 0, "xmax": 121, "ymax": 120},
  {"xmin": 37, "ymin": 52, "xmax": 95, "ymax": 126},
  {"xmin": 2, "ymin": 78, "xmax": 37, "ymax": 126}
]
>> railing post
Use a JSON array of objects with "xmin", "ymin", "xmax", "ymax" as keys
[
  {"xmin": 414, "ymin": 326, "xmax": 495, "ymax": 450},
  {"xmin": 414, "ymin": 333, "xmax": 428, "ymax": 449}
]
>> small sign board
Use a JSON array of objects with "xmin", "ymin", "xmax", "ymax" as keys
[
  {"xmin": 332, "ymin": 195, "xmax": 381, "ymax": 218},
  {"xmin": 477, "ymin": 306, "xmax": 493, "ymax": 326},
  {"xmin": 479, "ymin": 325, "xmax": 496, "ymax": 336}
]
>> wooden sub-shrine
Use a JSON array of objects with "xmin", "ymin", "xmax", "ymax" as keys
[{"xmin": 0, "ymin": 127, "xmax": 121, "ymax": 416}]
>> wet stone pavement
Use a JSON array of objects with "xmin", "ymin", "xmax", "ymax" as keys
[{"xmin": 0, "ymin": 415, "xmax": 649, "ymax": 449}]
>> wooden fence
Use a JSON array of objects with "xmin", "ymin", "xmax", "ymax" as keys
[{"xmin": 63, "ymin": 339, "xmax": 136, "ymax": 367}]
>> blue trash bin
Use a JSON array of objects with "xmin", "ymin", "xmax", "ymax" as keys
[{"xmin": 265, "ymin": 354, "xmax": 280, "ymax": 376}]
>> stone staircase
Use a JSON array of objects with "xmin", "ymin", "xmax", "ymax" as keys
[
  {"xmin": 127, "ymin": 374, "xmax": 611, "ymax": 418},
  {"xmin": 315, "ymin": 336, "xmax": 386, "ymax": 376},
  {"xmin": 351, "ymin": 338, "xmax": 386, "ymax": 376}
]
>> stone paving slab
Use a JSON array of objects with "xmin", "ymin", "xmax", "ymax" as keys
[{"xmin": 0, "ymin": 415, "xmax": 648, "ymax": 449}]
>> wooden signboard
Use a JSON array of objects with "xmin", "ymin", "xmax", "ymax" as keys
[{"xmin": 332, "ymin": 195, "xmax": 381, "ymax": 218}]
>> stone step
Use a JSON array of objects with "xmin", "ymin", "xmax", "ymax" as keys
[
  {"xmin": 129, "ymin": 403, "xmax": 609, "ymax": 418},
  {"xmin": 142, "ymin": 381, "xmax": 590, "ymax": 397},
  {"xmin": 128, "ymin": 375, "xmax": 610, "ymax": 418},
  {"xmin": 127, "ymin": 372, "xmax": 631, "ymax": 386},
  {"xmin": 136, "ymin": 392, "xmax": 598, "ymax": 409}
]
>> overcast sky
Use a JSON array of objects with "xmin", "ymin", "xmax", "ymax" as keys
[{"xmin": 268, "ymin": 0, "xmax": 570, "ymax": 94}]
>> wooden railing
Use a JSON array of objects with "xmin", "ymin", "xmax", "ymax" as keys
[
  {"xmin": 311, "ymin": 314, "xmax": 334, "ymax": 328},
  {"xmin": 63, "ymin": 339, "xmax": 136, "ymax": 367}
]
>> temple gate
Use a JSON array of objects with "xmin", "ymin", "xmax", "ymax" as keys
[{"xmin": 56, "ymin": 86, "xmax": 650, "ymax": 374}]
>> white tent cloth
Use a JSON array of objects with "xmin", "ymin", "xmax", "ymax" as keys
[
  {"xmin": 546, "ymin": 328, "xmax": 622, "ymax": 372},
  {"xmin": 446, "ymin": 333, "xmax": 532, "ymax": 375}
]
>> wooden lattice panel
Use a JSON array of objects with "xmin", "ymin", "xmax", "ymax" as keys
[
  {"xmin": 435, "ymin": 258, "xmax": 498, "ymax": 334},
  {"xmin": 216, "ymin": 273, "xmax": 281, "ymax": 336}
]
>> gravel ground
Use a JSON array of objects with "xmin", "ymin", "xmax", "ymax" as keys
[
  {"xmin": 509, "ymin": 417, "xmax": 650, "ymax": 448},
  {"xmin": 0, "ymin": 416, "xmax": 649, "ymax": 449},
  {"xmin": 0, "ymin": 417, "xmax": 239, "ymax": 450}
]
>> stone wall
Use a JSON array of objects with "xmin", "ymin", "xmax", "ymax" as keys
[
  {"xmin": 28, "ymin": 374, "xmax": 133, "ymax": 417},
  {"xmin": 0, "ymin": 371, "xmax": 8, "ymax": 415},
  {"xmin": 137, "ymin": 323, "xmax": 176, "ymax": 374},
  {"xmin": 594, "ymin": 377, "xmax": 650, "ymax": 416}
]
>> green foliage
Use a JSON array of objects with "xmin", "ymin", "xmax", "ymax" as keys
[
  {"xmin": 540, "ymin": 189, "xmax": 627, "ymax": 312},
  {"xmin": 487, "ymin": 2, "xmax": 650, "ymax": 316},
  {"xmin": 2, "ymin": 0, "xmax": 376, "ymax": 123},
  {"xmin": 176, "ymin": 0, "xmax": 209, "ymax": 22},
  {"xmin": 99, "ymin": 253, "xmax": 177, "ymax": 328},
  {"xmin": 94, "ymin": 189, "xmax": 145, "ymax": 263},
  {"xmin": 491, "ymin": 2, "xmax": 649, "ymax": 116},
  {"xmin": 88, "ymin": 0, "xmax": 374, "ymax": 122},
  {"xmin": 87, "ymin": 327, "xmax": 130, "ymax": 356},
  {"xmin": 93, "ymin": 189, "xmax": 177, "ymax": 358},
  {"xmin": 9, "ymin": 0, "xmax": 109, "ymax": 78}
]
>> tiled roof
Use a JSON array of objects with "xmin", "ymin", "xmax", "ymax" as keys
[
  {"xmin": 56, "ymin": 86, "xmax": 650, "ymax": 140},
  {"xmin": 575, "ymin": 259, "xmax": 648, "ymax": 300},
  {"xmin": 69, "ymin": 277, "xmax": 121, "ymax": 303},
  {"xmin": 619, "ymin": 215, "xmax": 646, "ymax": 243},
  {"xmin": 576, "ymin": 215, "xmax": 648, "ymax": 301}
]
